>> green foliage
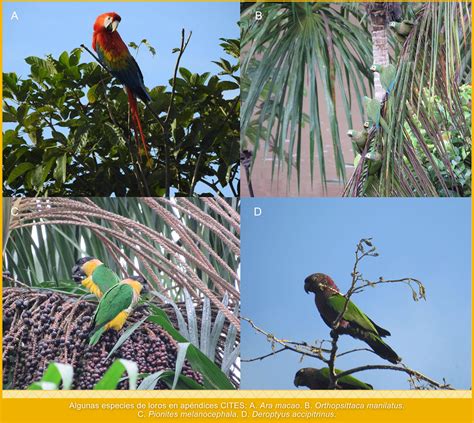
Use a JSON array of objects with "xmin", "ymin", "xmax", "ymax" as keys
[
  {"xmin": 407, "ymin": 84, "xmax": 472, "ymax": 196},
  {"xmin": 4, "ymin": 197, "xmax": 240, "ymax": 386},
  {"xmin": 28, "ymin": 362, "xmax": 73, "ymax": 390},
  {"xmin": 28, "ymin": 359, "xmax": 205, "ymax": 390},
  {"xmin": 345, "ymin": 2, "xmax": 471, "ymax": 197},
  {"xmin": 3, "ymin": 40, "xmax": 239, "ymax": 196},
  {"xmin": 241, "ymin": 2, "xmax": 373, "ymax": 189},
  {"xmin": 148, "ymin": 307, "xmax": 236, "ymax": 390}
]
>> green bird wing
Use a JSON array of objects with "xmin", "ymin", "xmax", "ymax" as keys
[
  {"xmin": 363, "ymin": 96, "xmax": 381, "ymax": 127},
  {"xmin": 92, "ymin": 264, "xmax": 120, "ymax": 294},
  {"xmin": 93, "ymin": 284, "xmax": 134, "ymax": 330},
  {"xmin": 381, "ymin": 64, "xmax": 396, "ymax": 92},
  {"xmin": 319, "ymin": 368, "xmax": 373, "ymax": 390},
  {"xmin": 327, "ymin": 293, "xmax": 379, "ymax": 334}
]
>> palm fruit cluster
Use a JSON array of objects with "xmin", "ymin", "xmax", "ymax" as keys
[{"xmin": 3, "ymin": 288, "xmax": 203, "ymax": 389}]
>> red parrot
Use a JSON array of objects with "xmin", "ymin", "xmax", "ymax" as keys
[{"xmin": 92, "ymin": 12, "xmax": 150, "ymax": 159}]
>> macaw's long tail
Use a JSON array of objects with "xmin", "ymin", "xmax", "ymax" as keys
[
  {"xmin": 363, "ymin": 333, "xmax": 402, "ymax": 364},
  {"xmin": 89, "ymin": 326, "xmax": 105, "ymax": 346},
  {"xmin": 126, "ymin": 88, "xmax": 150, "ymax": 160}
]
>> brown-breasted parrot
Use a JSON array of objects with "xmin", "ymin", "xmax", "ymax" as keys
[
  {"xmin": 294, "ymin": 367, "xmax": 373, "ymax": 390},
  {"xmin": 304, "ymin": 273, "xmax": 401, "ymax": 364}
]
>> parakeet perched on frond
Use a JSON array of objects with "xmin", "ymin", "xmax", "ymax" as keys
[
  {"xmin": 294, "ymin": 367, "xmax": 373, "ymax": 390},
  {"xmin": 347, "ymin": 121, "xmax": 370, "ymax": 154},
  {"xmin": 89, "ymin": 276, "xmax": 148, "ymax": 346},
  {"xmin": 370, "ymin": 64, "xmax": 397, "ymax": 94},
  {"xmin": 365, "ymin": 151, "xmax": 383, "ymax": 176},
  {"xmin": 304, "ymin": 273, "xmax": 401, "ymax": 364},
  {"xmin": 72, "ymin": 257, "xmax": 120, "ymax": 299},
  {"xmin": 389, "ymin": 20, "xmax": 414, "ymax": 39},
  {"xmin": 363, "ymin": 96, "xmax": 381, "ymax": 128}
]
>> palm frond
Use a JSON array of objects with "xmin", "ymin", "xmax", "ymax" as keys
[
  {"xmin": 241, "ymin": 2, "xmax": 373, "ymax": 191},
  {"xmin": 345, "ymin": 2, "xmax": 471, "ymax": 197}
]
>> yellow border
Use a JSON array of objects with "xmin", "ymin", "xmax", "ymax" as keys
[{"xmin": 2, "ymin": 390, "xmax": 472, "ymax": 399}]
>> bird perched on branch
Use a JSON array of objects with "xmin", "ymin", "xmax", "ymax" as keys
[
  {"xmin": 347, "ymin": 121, "xmax": 370, "ymax": 154},
  {"xmin": 92, "ymin": 12, "xmax": 151, "ymax": 161},
  {"xmin": 370, "ymin": 64, "xmax": 397, "ymax": 94},
  {"xmin": 89, "ymin": 275, "xmax": 148, "ymax": 346},
  {"xmin": 389, "ymin": 20, "xmax": 414, "ymax": 41},
  {"xmin": 304, "ymin": 273, "xmax": 401, "ymax": 364},
  {"xmin": 72, "ymin": 257, "xmax": 120, "ymax": 299},
  {"xmin": 294, "ymin": 367, "xmax": 373, "ymax": 390}
]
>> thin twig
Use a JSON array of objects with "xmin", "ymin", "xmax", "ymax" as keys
[
  {"xmin": 243, "ymin": 317, "xmax": 330, "ymax": 361},
  {"xmin": 163, "ymin": 30, "xmax": 192, "ymax": 197},
  {"xmin": 335, "ymin": 365, "xmax": 453, "ymax": 390}
]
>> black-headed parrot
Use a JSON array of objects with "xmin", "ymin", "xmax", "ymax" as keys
[
  {"xmin": 294, "ymin": 367, "xmax": 373, "ymax": 390},
  {"xmin": 304, "ymin": 273, "xmax": 401, "ymax": 364},
  {"xmin": 72, "ymin": 256, "xmax": 120, "ymax": 299},
  {"xmin": 89, "ymin": 275, "xmax": 148, "ymax": 346}
]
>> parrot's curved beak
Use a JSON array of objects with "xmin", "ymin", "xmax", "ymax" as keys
[
  {"xmin": 106, "ymin": 19, "xmax": 120, "ymax": 33},
  {"xmin": 293, "ymin": 377, "xmax": 300, "ymax": 387},
  {"xmin": 304, "ymin": 280, "xmax": 310, "ymax": 294},
  {"xmin": 72, "ymin": 264, "xmax": 86, "ymax": 283}
]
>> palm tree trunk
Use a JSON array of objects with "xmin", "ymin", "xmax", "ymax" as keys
[{"xmin": 367, "ymin": 3, "xmax": 391, "ymax": 101}]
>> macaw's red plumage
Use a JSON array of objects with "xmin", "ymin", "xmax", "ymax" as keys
[
  {"xmin": 304, "ymin": 273, "xmax": 401, "ymax": 364},
  {"xmin": 92, "ymin": 12, "xmax": 150, "ymax": 159}
]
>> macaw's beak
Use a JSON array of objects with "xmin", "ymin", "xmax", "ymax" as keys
[
  {"xmin": 71, "ymin": 265, "xmax": 86, "ymax": 283},
  {"xmin": 304, "ymin": 280, "xmax": 310, "ymax": 294},
  {"xmin": 106, "ymin": 19, "xmax": 120, "ymax": 32}
]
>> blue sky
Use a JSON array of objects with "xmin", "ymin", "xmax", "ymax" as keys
[
  {"xmin": 3, "ymin": 2, "xmax": 239, "ymax": 89},
  {"xmin": 241, "ymin": 198, "xmax": 471, "ymax": 390}
]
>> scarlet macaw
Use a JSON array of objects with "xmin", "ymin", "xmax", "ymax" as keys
[{"xmin": 92, "ymin": 12, "xmax": 150, "ymax": 158}]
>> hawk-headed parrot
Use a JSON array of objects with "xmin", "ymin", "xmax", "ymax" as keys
[
  {"xmin": 294, "ymin": 367, "xmax": 373, "ymax": 390},
  {"xmin": 304, "ymin": 273, "xmax": 401, "ymax": 364}
]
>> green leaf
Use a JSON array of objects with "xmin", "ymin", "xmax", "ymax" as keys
[
  {"xmin": 27, "ymin": 362, "xmax": 73, "ymax": 390},
  {"xmin": 59, "ymin": 51, "xmax": 70, "ymax": 68},
  {"xmin": 94, "ymin": 359, "xmax": 138, "ymax": 390},
  {"xmin": 147, "ymin": 309, "xmax": 235, "ymax": 390},
  {"xmin": 6, "ymin": 162, "xmax": 36, "ymax": 185},
  {"xmin": 53, "ymin": 154, "xmax": 67, "ymax": 183},
  {"xmin": 87, "ymin": 84, "xmax": 99, "ymax": 103},
  {"xmin": 172, "ymin": 343, "xmax": 190, "ymax": 389},
  {"xmin": 218, "ymin": 81, "xmax": 239, "ymax": 91}
]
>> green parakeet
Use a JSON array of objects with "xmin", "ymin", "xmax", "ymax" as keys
[
  {"xmin": 294, "ymin": 367, "xmax": 373, "ymax": 390},
  {"xmin": 365, "ymin": 151, "xmax": 383, "ymax": 176},
  {"xmin": 347, "ymin": 121, "xmax": 370, "ymax": 153},
  {"xmin": 389, "ymin": 20, "xmax": 414, "ymax": 38},
  {"xmin": 89, "ymin": 276, "xmax": 147, "ymax": 346},
  {"xmin": 72, "ymin": 257, "xmax": 120, "ymax": 298},
  {"xmin": 363, "ymin": 96, "xmax": 381, "ymax": 128},
  {"xmin": 370, "ymin": 64, "xmax": 397, "ymax": 93}
]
